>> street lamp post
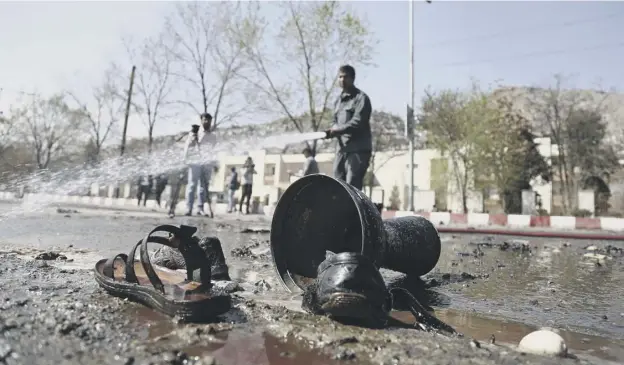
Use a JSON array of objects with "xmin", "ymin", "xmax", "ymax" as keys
[
  {"xmin": 408, "ymin": 0, "xmax": 415, "ymax": 212},
  {"xmin": 407, "ymin": 0, "xmax": 432, "ymax": 212}
]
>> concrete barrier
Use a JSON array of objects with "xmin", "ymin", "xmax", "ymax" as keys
[
  {"xmin": 3, "ymin": 191, "xmax": 623, "ymax": 232},
  {"xmin": 384, "ymin": 210, "xmax": 624, "ymax": 232}
]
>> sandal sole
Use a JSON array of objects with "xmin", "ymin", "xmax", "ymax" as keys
[{"xmin": 94, "ymin": 259, "xmax": 231, "ymax": 322}]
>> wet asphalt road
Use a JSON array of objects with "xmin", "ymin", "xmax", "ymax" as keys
[{"xmin": 1, "ymin": 200, "xmax": 624, "ymax": 364}]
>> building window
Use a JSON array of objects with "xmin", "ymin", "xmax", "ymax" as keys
[{"xmin": 264, "ymin": 164, "xmax": 276, "ymax": 177}]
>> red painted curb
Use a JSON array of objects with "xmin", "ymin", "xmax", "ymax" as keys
[
  {"xmin": 435, "ymin": 227, "xmax": 624, "ymax": 241},
  {"xmin": 381, "ymin": 210, "xmax": 624, "ymax": 240}
]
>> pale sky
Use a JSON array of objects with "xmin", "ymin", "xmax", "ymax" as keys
[{"xmin": 1, "ymin": 1, "xmax": 623, "ymax": 141}]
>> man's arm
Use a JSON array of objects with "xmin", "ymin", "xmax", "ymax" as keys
[
  {"xmin": 182, "ymin": 133, "xmax": 193, "ymax": 161},
  {"xmin": 331, "ymin": 94, "xmax": 372, "ymax": 136}
]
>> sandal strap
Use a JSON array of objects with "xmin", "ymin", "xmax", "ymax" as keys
[
  {"xmin": 125, "ymin": 235, "xmax": 172, "ymax": 284},
  {"xmin": 139, "ymin": 225, "xmax": 183, "ymax": 293},
  {"xmin": 390, "ymin": 287, "xmax": 459, "ymax": 335},
  {"xmin": 101, "ymin": 253, "xmax": 129, "ymax": 279},
  {"xmin": 137, "ymin": 224, "xmax": 211, "ymax": 294}
]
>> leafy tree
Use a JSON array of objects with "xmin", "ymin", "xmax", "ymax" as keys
[
  {"xmin": 566, "ymin": 109, "xmax": 619, "ymax": 178},
  {"xmin": 526, "ymin": 74, "xmax": 617, "ymax": 213},
  {"xmin": 236, "ymin": 1, "xmax": 376, "ymax": 153},
  {"xmin": 479, "ymin": 98, "xmax": 551, "ymax": 213},
  {"xmin": 419, "ymin": 85, "xmax": 492, "ymax": 213}
]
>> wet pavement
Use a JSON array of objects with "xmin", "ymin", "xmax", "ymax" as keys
[{"xmin": 0, "ymin": 201, "xmax": 623, "ymax": 364}]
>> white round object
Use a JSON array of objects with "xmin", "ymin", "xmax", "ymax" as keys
[{"xmin": 518, "ymin": 329, "xmax": 567, "ymax": 357}]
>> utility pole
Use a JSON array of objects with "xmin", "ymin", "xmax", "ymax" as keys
[
  {"xmin": 407, "ymin": 0, "xmax": 432, "ymax": 212},
  {"xmin": 407, "ymin": 0, "xmax": 416, "ymax": 212},
  {"xmin": 120, "ymin": 65, "xmax": 136, "ymax": 157},
  {"xmin": 114, "ymin": 65, "xmax": 136, "ymax": 199}
]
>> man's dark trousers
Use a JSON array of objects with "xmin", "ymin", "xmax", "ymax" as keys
[{"xmin": 333, "ymin": 151, "xmax": 371, "ymax": 191}]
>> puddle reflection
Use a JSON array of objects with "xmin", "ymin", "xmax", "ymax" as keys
[
  {"xmin": 392, "ymin": 308, "xmax": 624, "ymax": 362},
  {"xmin": 126, "ymin": 305, "xmax": 342, "ymax": 365},
  {"xmin": 436, "ymin": 237, "xmax": 624, "ymax": 339},
  {"xmin": 181, "ymin": 332, "xmax": 343, "ymax": 365}
]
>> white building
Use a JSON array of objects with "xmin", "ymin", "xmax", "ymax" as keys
[{"xmin": 93, "ymin": 136, "xmax": 619, "ymax": 215}]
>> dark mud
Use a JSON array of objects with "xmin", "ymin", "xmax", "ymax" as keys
[
  {"xmin": 0, "ymin": 253, "xmax": 616, "ymax": 365},
  {"xmin": 0, "ymin": 204, "xmax": 623, "ymax": 364},
  {"xmin": 426, "ymin": 234, "xmax": 624, "ymax": 341}
]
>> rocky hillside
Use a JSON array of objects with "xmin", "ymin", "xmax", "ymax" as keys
[
  {"xmin": 99, "ymin": 111, "xmax": 408, "ymax": 159},
  {"xmin": 93, "ymin": 86, "xmax": 624, "ymax": 162}
]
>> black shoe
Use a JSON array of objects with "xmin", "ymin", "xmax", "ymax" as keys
[
  {"xmin": 302, "ymin": 252, "xmax": 392, "ymax": 327},
  {"xmin": 197, "ymin": 236, "xmax": 230, "ymax": 280},
  {"xmin": 302, "ymin": 252, "xmax": 459, "ymax": 334},
  {"xmin": 152, "ymin": 233, "xmax": 231, "ymax": 281}
]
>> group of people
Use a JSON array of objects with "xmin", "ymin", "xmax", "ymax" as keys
[
  {"xmin": 136, "ymin": 174, "xmax": 169, "ymax": 207},
  {"xmin": 137, "ymin": 64, "xmax": 372, "ymax": 216},
  {"xmin": 222, "ymin": 157, "xmax": 257, "ymax": 214}
]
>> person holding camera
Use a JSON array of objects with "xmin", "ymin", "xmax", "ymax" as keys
[
  {"xmin": 181, "ymin": 113, "xmax": 216, "ymax": 217},
  {"xmin": 239, "ymin": 156, "xmax": 257, "ymax": 214}
]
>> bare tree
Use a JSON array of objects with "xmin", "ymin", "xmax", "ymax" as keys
[
  {"xmin": 165, "ymin": 1, "xmax": 247, "ymax": 129},
  {"xmin": 0, "ymin": 111, "xmax": 25, "ymax": 175},
  {"xmin": 236, "ymin": 1, "xmax": 376, "ymax": 153},
  {"xmin": 14, "ymin": 94, "xmax": 81, "ymax": 169},
  {"xmin": 123, "ymin": 32, "xmax": 175, "ymax": 152},
  {"xmin": 68, "ymin": 67, "xmax": 125, "ymax": 163},
  {"xmin": 0, "ymin": 110, "xmax": 14, "ymax": 157}
]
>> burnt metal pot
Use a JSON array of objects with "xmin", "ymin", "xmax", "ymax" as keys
[{"xmin": 270, "ymin": 174, "xmax": 441, "ymax": 293}]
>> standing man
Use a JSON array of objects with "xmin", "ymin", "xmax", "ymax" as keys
[
  {"xmin": 182, "ymin": 112, "xmax": 216, "ymax": 216},
  {"xmin": 325, "ymin": 65, "xmax": 372, "ymax": 191},
  {"xmin": 226, "ymin": 167, "xmax": 240, "ymax": 213},
  {"xmin": 239, "ymin": 157, "xmax": 257, "ymax": 214},
  {"xmin": 136, "ymin": 173, "xmax": 152, "ymax": 206}
]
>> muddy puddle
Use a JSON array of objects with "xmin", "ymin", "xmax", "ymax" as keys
[
  {"xmin": 221, "ymin": 230, "xmax": 624, "ymax": 338},
  {"xmin": 4, "ymin": 208, "xmax": 624, "ymax": 364},
  {"xmin": 393, "ymin": 309, "xmax": 624, "ymax": 362},
  {"xmin": 431, "ymin": 234, "xmax": 624, "ymax": 340},
  {"xmin": 127, "ymin": 306, "xmax": 343, "ymax": 365}
]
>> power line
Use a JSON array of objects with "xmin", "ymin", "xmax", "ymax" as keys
[
  {"xmin": 415, "ymin": 11, "xmax": 624, "ymax": 49},
  {"xmin": 434, "ymin": 41, "xmax": 624, "ymax": 68}
]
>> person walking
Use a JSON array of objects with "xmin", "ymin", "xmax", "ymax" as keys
[
  {"xmin": 324, "ymin": 64, "xmax": 372, "ymax": 191},
  {"xmin": 239, "ymin": 157, "xmax": 257, "ymax": 214},
  {"xmin": 182, "ymin": 113, "xmax": 216, "ymax": 216},
  {"xmin": 153, "ymin": 173, "xmax": 168, "ymax": 207},
  {"xmin": 136, "ymin": 174, "xmax": 152, "ymax": 206},
  {"xmin": 226, "ymin": 167, "xmax": 240, "ymax": 213}
]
